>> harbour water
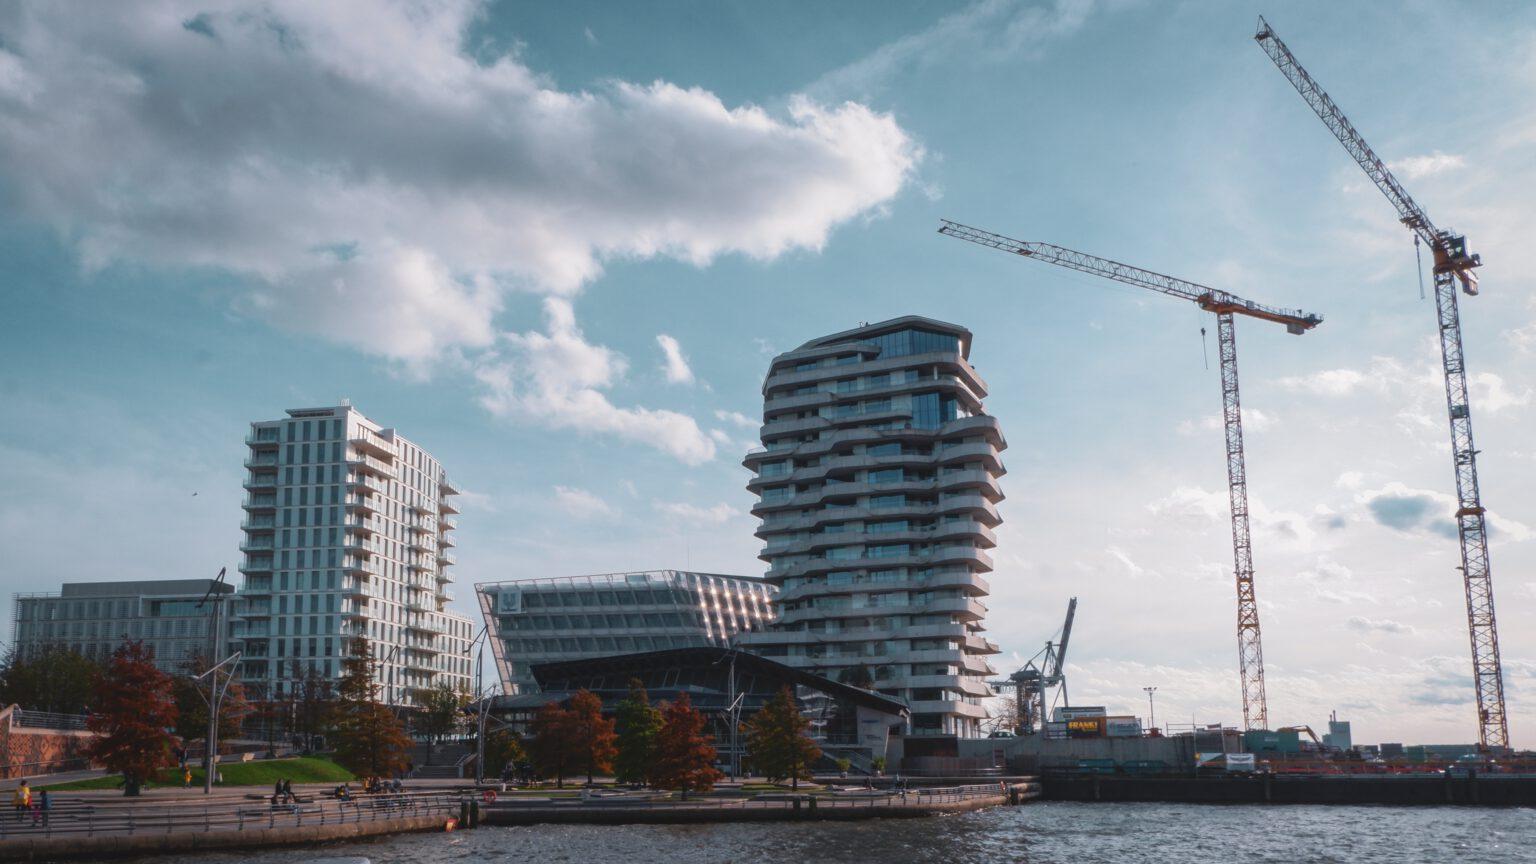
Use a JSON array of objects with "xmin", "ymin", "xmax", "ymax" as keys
[{"xmin": 147, "ymin": 802, "xmax": 1536, "ymax": 863}]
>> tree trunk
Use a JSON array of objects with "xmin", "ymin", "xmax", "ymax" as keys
[{"xmin": 124, "ymin": 775, "xmax": 142, "ymax": 797}]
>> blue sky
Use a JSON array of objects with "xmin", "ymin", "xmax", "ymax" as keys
[{"xmin": 2, "ymin": 0, "xmax": 1534, "ymax": 746}]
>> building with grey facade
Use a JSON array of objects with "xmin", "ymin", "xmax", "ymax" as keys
[
  {"xmin": 476, "ymin": 571, "xmax": 775, "ymax": 694},
  {"xmin": 233, "ymin": 405, "xmax": 475, "ymax": 707},
  {"xmin": 10, "ymin": 579, "xmax": 233, "ymax": 673},
  {"xmin": 736, "ymin": 316, "xmax": 1006, "ymax": 744}
]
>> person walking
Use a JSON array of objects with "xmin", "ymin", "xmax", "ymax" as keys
[
  {"xmin": 182, "ymin": 765, "xmax": 193, "ymax": 788},
  {"xmin": 12, "ymin": 779, "xmax": 30, "ymax": 822},
  {"xmin": 36, "ymin": 791, "xmax": 50, "ymax": 829}
]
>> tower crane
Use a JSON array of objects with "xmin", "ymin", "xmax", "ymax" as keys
[
  {"xmin": 993, "ymin": 597, "xmax": 1076, "ymax": 735},
  {"xmin": 1254, "ymin": 17, "xmax": 1508, "ymax": 751},
  {"xmin": 940, "ymin": 220, "xmax": 1324, "ymax": 731}
]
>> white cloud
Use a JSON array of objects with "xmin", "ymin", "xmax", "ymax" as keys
[
  {"xmin": 808, "ymin": 0, "xmax": 1098, "ymax": 99},
  {"xmin": 1177, "ymin": 408, "xmax": 1275, "ymax": 435},
  {"xmin": 655, "ymin": 501, "xmax": 740, "ymax": 525},
  {"xmin": 656, "ymin": 334, "xmax": 695, "ymax": 385},
  {"xmin": 1346, "ymin": 615, "xmax": 1416, "ymax": 635},
  {"xmin": 0, "ymin": 0, "xmax": 919, "ymax": 461},
  {"xmin": 1277, "ymin": 368, "xmax": 1368, "ymax": 396},
  {"xmin": 713, "ymin": 410, "xmax": 760, "ymax": 429},
  {"xmin": 476, "ymin": 299, "xmax": 717, "ymax": 464},
  {"xmin": 1470, "ymin": 372, "xmax": 1531, "ymax": 413},
  {"xmin": 1386, "ymin": 151, "xmax": 1466, "ymax": 180},
  {"xmin": 552, "ymin": 485, "xmax": 616, "ymax": 519}
]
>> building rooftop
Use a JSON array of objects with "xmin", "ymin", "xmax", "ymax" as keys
[
  {"xmin": 792, "ymin": 315, "xmax": 973, "ymax": 359},
  {"xmin": 53, "ymin": 579, "xmax": 233, "ymax": 598}
]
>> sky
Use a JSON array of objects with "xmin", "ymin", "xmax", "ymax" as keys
[{"xmin": 1, "ymin": 0, "xmax": 1534, "ymax": 747}]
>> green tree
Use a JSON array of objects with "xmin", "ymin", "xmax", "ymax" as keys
[
  {"xmin": 528, "ymin": 701, "xmax": 578, "ymax": 788},
  {"xmin": 652, "ymin": 693, "xmax": 722, "ymax": 799},
  {"xmin": 839, "ymin": 664, "xmax": 876, "ymax": 690},
  {"xmin": 414, "ymin": 681, "xmax": 468, "ymax": 758},
  {"xmin": 0, "ymin": 645, "xmax": 101, "ymax": 714},
  {"xmin": 568, "ymin": 689, "xmax": 618, "ymax": 784},
  {"xmin": 172, "ymin": 651, "xmax": 252, "ymax": 749},
  {"xmin": 613, "ymin": 678, "xmax": 662, "ymax": 786},
  {"xmin": 85, "ymin": 640, "xmax": 178, "ymax": 796},
  {"xmin": 329, "ymin": 636, "xmax": 412, "ymax": 779},
  {"xmin": 290, "ymin": 658, "xmax": 334, "ymax": 753},
  {"xmin": 484, "ymin": 728, "xmax": 527, "ymax": 779},
  {"xmin": 745, "ymin": 686, "xmax": 821, "ymax": 790}
]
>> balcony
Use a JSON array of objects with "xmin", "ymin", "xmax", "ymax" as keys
[
  {"xmin": 343, "ymin": 494, "xmax": 377, "ymax": 514},
  {"xmin": 239, "ymin": 538, "xmax": 275, "ymax": 553},
  {"xmin": 241, "ymin": 515, "xmax": 276, "ymax": 530},
  {"xmin": 240, "ymin": 557, "xmax": 274, "ymax": 573},
  {"xmin": 437, "ymin": 550, "xmax": 456, "ymax": 566},
  {"xmin": 347, "ymin": 474, "xmax": 386, "ymax": 496},
  {"xmin": 439, "ymin": 533, "xmax": 456, "ymax": 550},
  {"xmin": 241, "ymin": 491, "xmax": 278, "ymax": 510},
  {"xmin": 439, "ymin": 499, "xmax": 459, "ymax": 516},
  {"xmin": 350, "ymin": 428, "xmax": 395, "ymax": 460},
  {"xmin": 245, "ymin": 429, "xmax": 281, "ymax": 448},
  {"xmin": 440, "ymin": 516, "xmax": 457, "ymax": 531},
  {"xmin": 342, "ymin": 557, "xmax": 381, "ymax": 578},
  {"xmin": 347, "ymin": 453, "xmax": 395, "ymax": 478},
  {"xmin": 242, "ymin": 472, "xmax": 278, "ymax": 491},
  {"xmin": 408, "ymin": 535, "xmax": 433, "ymax": 553}
]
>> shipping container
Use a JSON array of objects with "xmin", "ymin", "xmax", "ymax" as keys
[{"xmin": 1106, "ymin": 716, "xmax": 1142, "ymax": 737}]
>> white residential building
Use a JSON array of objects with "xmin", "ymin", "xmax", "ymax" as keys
[{"xmin": 233, "ymin": 405, "xmax": 474, "ymax": 707}]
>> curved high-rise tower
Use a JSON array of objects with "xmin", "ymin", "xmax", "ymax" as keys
[{"xmin": 737, "ymin": 317, "xmax": 1005, "ymax": 744}]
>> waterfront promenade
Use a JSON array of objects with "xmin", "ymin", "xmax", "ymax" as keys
[{"xmin": 0, "ymin": 780, "xmax": 1034, "ymax": 860}]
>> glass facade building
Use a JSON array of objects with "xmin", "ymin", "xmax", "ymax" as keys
[
  {"xmin": 233, "ymin": 405, "xmax": 475, "ymax": 707},
  {"xmin": 10, "ymin": 579, "xmax": 234, "ymax": 674},
  {"xmin": 476, "ymin": 571, "xmax": 775, "ymax": 694},
  {"xmin": 737, "ymin": 316, "xmax": 1006, "ymax": 742}
]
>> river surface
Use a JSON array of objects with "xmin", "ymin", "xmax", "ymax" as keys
[{"xmin": 150, "ymin": 802, "xmax": 1536, "ymax": 863}]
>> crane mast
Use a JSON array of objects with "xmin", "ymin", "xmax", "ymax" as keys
[
  {"xmin": 941, "ymin": 220, "xmax": 1322, "ymax": 731},
  {"xmin": 1254, "ymin": 17, "xmax": 1507, "ymax": 751}
]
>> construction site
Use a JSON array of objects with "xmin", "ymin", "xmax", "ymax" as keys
[{"xmin": 935, "ymin": 16, "xmax": 1523, "ymax": 790}]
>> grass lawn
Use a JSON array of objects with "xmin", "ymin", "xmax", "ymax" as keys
[{"xmin": 40, "ymin": 756, "xmax": 354, "ymax": 791}]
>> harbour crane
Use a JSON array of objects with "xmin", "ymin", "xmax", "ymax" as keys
[
  {"xmin": 1254, "ymin": 17, "xmax": 1508, "ymax": 751},
  {"xmin": 994, "ymin": 597, "xmax": 1077, "ymax": 735},
  {"xmin": 940, "ymin": 220, "xmax": 1324, "ymax": 731}
]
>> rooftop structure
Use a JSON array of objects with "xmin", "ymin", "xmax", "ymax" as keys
[{"xmin": 476, "ymin": 570, "xmax": 775, "ymax": 695}]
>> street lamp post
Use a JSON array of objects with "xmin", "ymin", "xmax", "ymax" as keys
[
  {"xmin": 1144, "ymin": 686, "xmax": 1158, "ymax": 734},
  {"xmin": 193, "ymin": 652, "xmax": 242, "ymax": 794}
]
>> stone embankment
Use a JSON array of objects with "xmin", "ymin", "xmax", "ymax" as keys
[{"xmin": 0, "ymin": 790, "xmax": 462, "ymax": 861}]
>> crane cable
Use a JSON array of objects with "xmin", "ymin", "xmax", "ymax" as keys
[
  {"xmin": 1200, "ymin": 325, "xmax": 1209, "ymax": 371},
  {"xmin": 1414, "ymin": 235, "xmax": 1426, "ymax": 301}
]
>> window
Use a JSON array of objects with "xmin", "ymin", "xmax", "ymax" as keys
[
  {"xmin": 870, "ymin": 495, "xmax": 905, "ymax": 509},
  {"xmin": 869, "ymin": 469, "xmax": 903, "ymax": 484}
]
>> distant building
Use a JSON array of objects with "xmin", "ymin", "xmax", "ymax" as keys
[
  {"xmin": 487, "ymin": 646, "xmax": 909, "ymax": 773},
  {"xmin": 1323, "ymin": 713, "xmax": 1352, "ymax": 750},
  {"xmin": 476, "ymin": 571, "xmax": 775, "ymax": 694},
  {"xmin": 736, "ymin": 316, "xmax": 1006, "ymax": 745},
  {"xmin": 10, "ymin": 579, "xmax": 233, "ymax": 673},
  {"xmin": 232, "ymin": 405, "xmax": 475, "ymax": 707}
]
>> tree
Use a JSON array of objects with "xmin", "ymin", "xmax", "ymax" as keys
[
  {"xmin": 528, "ymin": 702, "xmax": 578, "ymax": 788},
  {"xmin": 484, "ymin": 728, "xmax": 527, "ymax": 779},
  {"xmin": 414, "ymin": 681, "xmax": 468, "ymax": 758},
  {"xmin": 0, "ymin": 645, "xmax": 101, "ymax": 714},
  {"xmin": 652, "ymin": 693, "xmax": 722, "ymax": 799},
  {"xmin": 173, "ymin": 651, "xmax": 252, "ymax": 750},
  {"xmin": 745, "ymin": 686, "xmax": 821, "ymax": 790},
  {"xmin": 85, "ymin": 640, "xmax": 178, "ymax": 796},
  {"xmin": 568, "ymin": 689, "xmax": 617, "ymax": 784},
  {"xmin": 613, "ymin": 678, "xmax": 662, "ymax": 786},
  {"xmin": 329, "ymin": 636, "xmax": 412, "ymax": 779},
  {"xmin": 290, "ymin": 658, "xmax": 334, "ymax": 753}
]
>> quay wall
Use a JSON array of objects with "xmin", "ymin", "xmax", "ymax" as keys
[
  {"xmin": 0, "ymin": 812, "xmax": 453, "ymax": 861},
  {"xmin": 1044, "ymin": 774, "xmax": 1536, "ymax": 806}
]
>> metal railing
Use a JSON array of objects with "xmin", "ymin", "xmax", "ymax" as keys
[
  {"xmin": 486, "ymin": 784, "xmax": 1005, "ymax": 811},
  {"xmin": 0, "ymin": 790, "xmax": 462, "ymax": 842},
  {"xmin": 13, "ymin": 711, "xmax": 88, "ymax": 731}
]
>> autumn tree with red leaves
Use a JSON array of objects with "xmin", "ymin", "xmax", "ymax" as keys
[
  {"xmin": 528, "ymin": 701, "xmax": 578, "ymax": 788},
  {"xmin": 652, "ymin": 693, "xmax": 722, "ymax": 799},
  {"xmin": 568, "ymin": 689, "xmax": 618, "ymax": 784},
  {"xmin": 86, "ymin": 640, "xmax": 179, "ymax": 796},
  {"xmin": 330, "ymin": 636, "xmax": 412, "ymax": 779}
]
